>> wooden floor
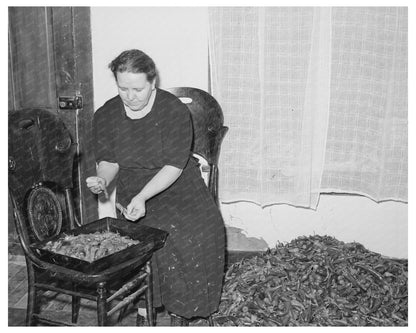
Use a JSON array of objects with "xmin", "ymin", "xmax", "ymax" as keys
[
  {"xmin": 8, "ymin": 256, "xmax": 205, "ymax": 326},
  {"xmin": 9, "ymin": 251, "xmax": 258, "ymax": 326}
]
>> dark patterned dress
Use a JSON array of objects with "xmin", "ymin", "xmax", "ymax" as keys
[{"xmin": 93, "ymin": 88, "xmax": 225, "ymax": 319}]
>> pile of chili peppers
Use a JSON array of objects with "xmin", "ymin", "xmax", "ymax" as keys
[{"xmin": 213, "ymin": 235, "xmax": 407, "ymax": 326}]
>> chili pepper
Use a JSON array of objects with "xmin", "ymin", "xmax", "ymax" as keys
[
  {"xmin": 368, "ymin": 297, "xmax": 383, "ymax": 314},
  {"xmin": 355, "ymin": 263, "xmax": 384, "ymax": 283},
  {"xmin": 213, "ymin": 235, "xmax": 407, "ymax": 326}
]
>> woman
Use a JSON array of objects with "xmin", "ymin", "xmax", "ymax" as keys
[{"xmin": 86, "ymin": 49, "xmax": 225, "ymax": 325}]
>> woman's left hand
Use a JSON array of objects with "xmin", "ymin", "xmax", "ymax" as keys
[{"xmin": 124, "ymin": 195, "xmax": 146, "ymax": 221}]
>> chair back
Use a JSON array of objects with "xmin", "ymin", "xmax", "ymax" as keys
[
  {"xmin": 166, "ymin": 87, "xmax": 228, "ymax": 204},
  {"xmin": 8, "ymin": 108, "xmax": 77, "ymax": 245}
]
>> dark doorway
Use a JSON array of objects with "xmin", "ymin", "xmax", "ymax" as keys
[{"xmin": 8, "ymin": 7, "xmax": 97, "ymax": 251}]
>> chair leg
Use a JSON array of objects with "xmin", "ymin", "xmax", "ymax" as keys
[
  {"xmin": 25, "ymin": 263, "xmax": 37, "ymax": 326},
  {"xmin": 145, "ymin": 261, "xmax": 155, "ymax": 326},
  {"xmin": 96, "ymin": 282, "xmax": 107, "ymax": 326},
  {"xmin": 117, "ymin": 306, "xmax": 127, "ymax": 324},
  {"xmin": 208, "ymin": 315, "xmax": 214, "ymax": 326},
  {"xmin": 71, "ymin": 283, "xmax": 80, "ymax": 324}
]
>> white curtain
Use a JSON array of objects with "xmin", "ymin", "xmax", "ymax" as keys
[
  {"xmin": 209, "ymin": 7, "xmax": 332, "ymax": 208},
  {"xmin": 321, "ymin": 7, "xmax": 408, "ymax": 202},
  {"xmin": 208, "ymin": 7, "xmax": 407, "ymax": 208}
]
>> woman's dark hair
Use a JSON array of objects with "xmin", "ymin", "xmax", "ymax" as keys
[{"xmin": 109, "ymin": 49, "xmax": 157, "ymax": 82}]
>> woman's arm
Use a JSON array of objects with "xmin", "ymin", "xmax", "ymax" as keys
[
  {"xmin": 97, "ymin": 161, "xmax": 120, "ymax": 185},
  {"xmin": 124, "ymin": 165, "xmax": 182, "ymax": 221},
  {"xmin": 86, "ymin": 161, "xmax": 119, "ymax": 199}
]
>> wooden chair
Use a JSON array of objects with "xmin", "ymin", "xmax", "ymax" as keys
[
  {"xmin": 8, "ymin": 108, "xmax": 168, "ymax": 326},
  {"xmin": 166, "ymin": 87, "xmax": 228, "ymax": 206}
]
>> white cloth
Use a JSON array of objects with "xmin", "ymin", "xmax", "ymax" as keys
[
  {"xmin": 208, "ymin": 7, "xmax": 407, "ymax": 208},
  {"xmin": 209, "ymin": 7, "xmax": 331, "ymax": 208},
  {"xmin": 321, "ymin": 7, "xmax": 408, "ymax": 202}
]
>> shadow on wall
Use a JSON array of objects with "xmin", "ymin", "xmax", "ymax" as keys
[{"xmin": 225, "ymin": 225, "xmax": 268, "ymax": 252}]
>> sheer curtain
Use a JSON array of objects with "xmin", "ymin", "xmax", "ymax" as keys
[
  {"xmin": 208, "ymin": 7, "xmax": 407, "ymax": 209},
  {"xmin": 321, "ymin": 7, "xmax": 408, "ymax": 202},
  {"xmin": 209, "ymin": 7, "xmax": 332, "ymax": 208}
]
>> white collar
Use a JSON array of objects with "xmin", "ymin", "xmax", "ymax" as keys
[{"xmin": 124, "ymin": 89, "xmax": 157, "ymax": 120}]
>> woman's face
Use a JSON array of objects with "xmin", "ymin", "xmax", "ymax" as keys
[{"xmin": 116, "ymin": 72, "xmax": 155, "ymax": 111}]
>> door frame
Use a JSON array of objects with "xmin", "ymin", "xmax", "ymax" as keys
[
  {"xmin": 60, "ymin": 7, "xmax": 97, "ymax": 224},
  {"xmin": 8, "ymin": 7, "xmax": 97, "ymax": 226}
]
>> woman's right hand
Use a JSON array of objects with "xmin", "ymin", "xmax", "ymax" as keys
[{"xmin": 86, "ymin": 176, "xmax": 108, "ymax": 199}]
